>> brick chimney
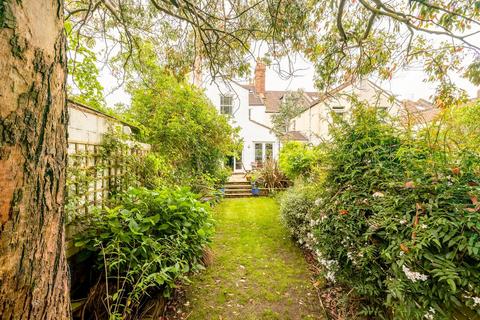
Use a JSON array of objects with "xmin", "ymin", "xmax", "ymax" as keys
[{"xmin": 254, "ymin": 61, "xmax": 266, "ymax": 96}]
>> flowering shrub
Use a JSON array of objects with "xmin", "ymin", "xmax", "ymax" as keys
[
  {"xmin": 279, "ymin": 183, "xmax": 318, "ymax": 249},
  {"xmin": 281, "ymin": 106, "xmax": 480, "ymax": 319}
]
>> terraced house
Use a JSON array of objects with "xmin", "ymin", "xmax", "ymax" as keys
[{"xmin": 200, "ymin": 61, "xmax": 318, "ymax": 172}]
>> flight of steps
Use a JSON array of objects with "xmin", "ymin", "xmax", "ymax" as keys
[{"xmin": 224, "ymin": 181, "xmax": 252, "ymax": 198}]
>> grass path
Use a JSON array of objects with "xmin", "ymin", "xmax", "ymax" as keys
[{"xmin": 180, "ymin": 198, "xmax": 323, "ymax": 320}]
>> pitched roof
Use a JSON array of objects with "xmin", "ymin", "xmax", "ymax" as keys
[
  {"xmin": 67, "ymin": 99, "xmax": 140, "ymax": 133},
  {"xmin": 283, "ymin": 131, "xmax": 309, "ymax": 142},
  {"xmin": 239, "ymin": 84, "xmax": 318, "ymax": 113},
  {"xmin": 300, "ymin": 79, "xmax": 404, "ymax": 114},
  {"xmin": 403, "ymin": 99, "xmax": 439, "ymax": 124}
]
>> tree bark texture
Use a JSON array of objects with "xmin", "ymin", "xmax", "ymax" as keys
[{"xmin": 0, "ymin": 0, "xmax": 71, "ymax": 318}]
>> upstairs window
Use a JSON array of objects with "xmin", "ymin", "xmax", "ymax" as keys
[
  {"xmin": 332, "ymin": 106, "xmax": 346, "ymax": 121},
  {"xmin": 220, "ymin": 95, "xmax": 233, "ymax": 115}
]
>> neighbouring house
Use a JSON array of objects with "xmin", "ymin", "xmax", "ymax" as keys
[
  {"xmin": 290, "ymin": 79, "xmax": 414, "ymax": 145},
  {"xmin": 402, "ymin": 98, "xmax": 439, "ymax": 130},
  {"xmin": 200, "ymin": 61, "xmax": 318, "ymax": 172}
]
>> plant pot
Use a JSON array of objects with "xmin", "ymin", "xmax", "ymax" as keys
[{"xmin": 251, "ymin": 187, "xmax": 260, "ymax": 196}]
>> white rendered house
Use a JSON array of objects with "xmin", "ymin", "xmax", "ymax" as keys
[
  {"xmin": 290, "ymin": 79, "xmax": 407, "ymax": 145},
  {"xmin": 199, "ymin": 62, "xmax": 317, "ymax": 172}
]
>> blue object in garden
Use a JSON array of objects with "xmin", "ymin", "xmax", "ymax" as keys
[{"xmin": 251, "ymin": 183, "xmax": 260, "ymax": 196}]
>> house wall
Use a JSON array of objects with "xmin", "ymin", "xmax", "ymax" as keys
[
  {"xmin": 292, "ymin": 80, "xmax": 403, "ymax": 145},
  {"xmin": 202, "ymin": 80, "xmax": 280, "ymax": 171}
]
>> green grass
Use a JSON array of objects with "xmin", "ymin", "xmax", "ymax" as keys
[{"xmin": 182, "ymin": 198, "xmax": 323, "ymax": 320}]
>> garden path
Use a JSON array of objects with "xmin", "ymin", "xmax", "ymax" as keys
[{"xmin": 175, "ymin": 198, "xmax": 324, "ymax": 320}]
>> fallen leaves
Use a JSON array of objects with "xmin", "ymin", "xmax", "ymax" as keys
[
  {"xmin": 404, "ymin": 181, "xmax": 415, "ymax": 189},
  {"xmin": 400, "ymin": 243, "xmax": 410, "ymax": 253}
]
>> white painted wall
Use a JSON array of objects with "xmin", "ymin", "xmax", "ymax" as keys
[
  {"xmin": 68, "ymin": 105, "xmax": 111, "ymax": 145},
  {"xmin": 202, "ymin": 80, "xmax": 280, "ymax": 171},
  {"xmin": 292, "ymin": 80, "xmax": 403, "ymax": 145}
]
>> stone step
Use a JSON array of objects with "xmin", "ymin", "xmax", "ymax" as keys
[
  {"xmin": 224, "ymin": 184, "xmax": 252, "ymax": 189},
  {"xmin": 224, "ymin": 193, "xmax": 252, "ymax": 198},
  {"xmin": 225, "ymin": 181, "xmax": 250, "ymax": 185},
  {"xmin": 225, "ymin": 190, "xmax": 251, "ymax": 195}
]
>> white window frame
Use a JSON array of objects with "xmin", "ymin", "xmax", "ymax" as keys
[
  {"xmin": 220, "ymin": 94, "xmax": 233, "ymax": 115},
  {"xmin": 253, "ymin": 142, "xmax": 274, "ymax": 163},
  {"xmin": 331, "ymin": 105, "xmax": 346, "ymax": 120}
]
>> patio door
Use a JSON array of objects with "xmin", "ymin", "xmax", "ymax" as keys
[
  {"xmin": 254, "ymin": 142, "xmax": 274, "ymax": 167},
  {"xmin": 232, "ymin": 150, "xmax": 243, "ymax": 172}
]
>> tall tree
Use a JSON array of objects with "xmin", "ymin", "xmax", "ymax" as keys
[
  {"xmin": 271, "ymin": 90, "xmax": 305, "ymax": 137},
  {"xmin": 0, "ymin": 0, "xmax": 478, "ymax": 318},
  {"xmin": 0, "ymin": 0, "xmax": 71, "ymax": 319}
]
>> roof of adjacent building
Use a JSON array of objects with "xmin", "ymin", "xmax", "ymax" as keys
[
  {"xmin": 283, "ymin": 131, "xmax": 309, "ymax": 142},
  {"xmin": 238, "ymin": 84, "xmax": 319, "ymax": 113},
  {"xmin": 402, "ymin": 99, "xmax": 439, "ymax": 124},
  {"xmin": 67, "ymin": 99, "xmax": 140, "ymax": 132}
]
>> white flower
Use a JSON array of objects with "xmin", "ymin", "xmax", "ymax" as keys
[
  {"xmin": 347, "ymin": 251, "xmax": 358, "ymax": 265},
  {"xmin": 400, "ymin": 219, "xmax": 408, "ymax": 225},
  {"xmin": 314, "ymin": 198, "xmax": 322, "ymax": 206},
  {"xmin": 402, "ymin": 265, "xmax": 428, "ymax": 282},
  {"xmin": 373, "ymin": 191, "xmax": 385, "ymax": 198},
  {"xmin": 472, "ymin": 296, "xmax": 480, "ymax": 307},
  {"xmin": 325, "ymin": 271, "xmax": 336, "ymax": 283},
  {"xmin": 424, "ymin": 307, "xmax": 435, "ymax": 320},
  {"xmin": 420, "ymin": 224, "xmax": 428, "ymax": 229}
]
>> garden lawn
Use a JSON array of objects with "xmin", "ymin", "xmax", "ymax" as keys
[{"xmin": 180, "ymin": 198, "xmax": 323, "ymax": 320}]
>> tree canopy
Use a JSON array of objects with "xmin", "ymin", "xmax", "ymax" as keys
[
  {"xmin": 65, "ymin": 1, "xmax": 480, "ymax": 107},
  {"xmin": 126, "ymin": 67, "xmax": 239, "ymax": 186}
]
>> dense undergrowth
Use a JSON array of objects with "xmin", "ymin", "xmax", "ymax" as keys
[
  {"xmin": 67, "ymin": 71, "xmax": 238, "ymax": 319},
  {"xmin": 279, "ymin": 103, "xmax": 480, "ymax": 319},
  {"xmin": 75, "ymin": 187, "xmax": 213, "ymax": 319}
]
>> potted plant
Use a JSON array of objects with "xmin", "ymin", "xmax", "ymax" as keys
[{"xmin": 250, "ymin": 171, "xmax": 260, "ymax": 196}]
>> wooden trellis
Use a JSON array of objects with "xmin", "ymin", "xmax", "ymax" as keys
[{"xmin": 65, "ymin": 140, "xmax": 148, "ymax": 257}]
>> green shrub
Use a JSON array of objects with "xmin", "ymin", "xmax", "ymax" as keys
[
  {"xmin": 282, "ymin": 106, "xmax": 480, "ymax": 319},
  {"xmin": 76, "ymin": 187, "xmax": 214, "ymax": 318},
  {"xmin": 279, "ymin": 141, "xmax": 318, "ymax": 180},
  {"xmin": 135, "ymin": 152, "xmax": 176, "ymax": 189},
  {"xmin": 279, "ymin": 183, "xmax": 317, "ymax": 250},
  {"xmin": 127, "ymin": 69, "xmax": 240, "ymax": 188}
]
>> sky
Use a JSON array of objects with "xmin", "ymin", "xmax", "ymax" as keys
[{"xmin": 100, "ymin": 48, "xmax": 479, "ymax": 108}]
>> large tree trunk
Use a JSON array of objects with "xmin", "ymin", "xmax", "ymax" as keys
[{"xmin": 0, "ymin": 0, "xmax": 70, "ymax": 318}]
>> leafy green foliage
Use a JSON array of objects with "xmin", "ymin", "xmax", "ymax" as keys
[
  {"xmin": 300, "ymin": 1, "xmax": 479, "ymax": 105},
  {"xmin": 281, "ymin": 106, "xmax": 480, "ymax": 319},
  {"xmin": 127, "ymin": 69, "xmax": 238, "ymax": 192},
  {"xmin": 279, "ymin": 183, "xmax": 317, "ymax": 247},
  {"xmin": 426, "ymin": 100, "xmax": 480, "ymax": 155},
  {"xmin": 279, "ymin": 142, "xmax": 319, "ymax": 180},
  {"xmin": 271, "ymin": 90, "xmax": 305, "ymax": 136},
  {"xmin": 65, "ymin": 21, "xmax": 106, "ymax": 111},
  {"xmin": 76, "ymin": 187, "xmax": 214, "ymax": 319},
  {"xmin": 256, "ymin": 160, "xmax": 289, "ymax": 191}
]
